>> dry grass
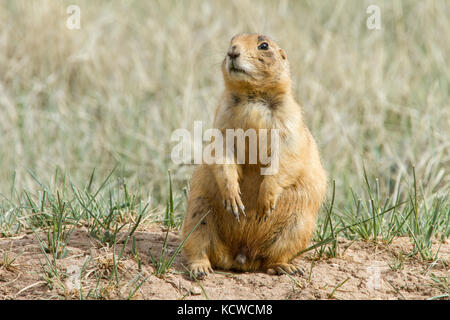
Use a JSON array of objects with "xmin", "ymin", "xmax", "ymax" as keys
[{"xmin": 0, "ymin": 0, "xmax": 448, "ymax": 210}]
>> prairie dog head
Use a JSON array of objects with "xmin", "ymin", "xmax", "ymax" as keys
[{"xmin": 222, "ymin": 33, "xmax": 290, "ymax": 93}]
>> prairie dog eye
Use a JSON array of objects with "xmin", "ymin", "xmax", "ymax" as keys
[{"xmin": 258, "ymin": 42, "xmax": 269, "ymax": 50}]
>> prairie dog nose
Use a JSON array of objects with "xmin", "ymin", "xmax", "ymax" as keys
[{"xmin": 227, "ymin": 45, "xmax": 240, "ymax": 59}]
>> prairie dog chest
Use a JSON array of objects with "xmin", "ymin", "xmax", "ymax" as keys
[
  {"xmin": 228, "ymin": 98, "xmax": 275, "ymax": 131},
  {"xmin": 215, "ymin": 93, "xmax": 297, "ymax": 141}
]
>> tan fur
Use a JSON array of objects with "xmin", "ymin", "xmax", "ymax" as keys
[{"xmin": 181, "ymin": 34, "xmax": 327, "ymax": 277}]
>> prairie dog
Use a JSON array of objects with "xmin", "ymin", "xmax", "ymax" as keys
[{"xmin": 181, "ymin": 33, "xmax": 327, "ymax": 278}]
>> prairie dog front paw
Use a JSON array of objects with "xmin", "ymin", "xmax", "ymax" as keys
[{"xmin": 222, "ymin": 183, "xmax": 245, "ymax": 222}]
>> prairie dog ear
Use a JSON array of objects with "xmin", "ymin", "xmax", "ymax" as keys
[{"xmin": 279, "ymin": 49, "xmax": 287, "ymax": 60}]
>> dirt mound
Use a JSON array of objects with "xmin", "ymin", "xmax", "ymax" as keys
[{"xmin": 0, "ymin": 226, "xmax": 448, "ymax": 300}]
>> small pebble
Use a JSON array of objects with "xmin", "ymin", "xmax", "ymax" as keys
[{"xmin": 190, "ymin": 287, "xmax": 202, "ymax": 295}]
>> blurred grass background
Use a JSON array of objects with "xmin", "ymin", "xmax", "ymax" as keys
[{"xmin": 0, "ymin": 0, "xmax": 448, "ymax": 211}]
